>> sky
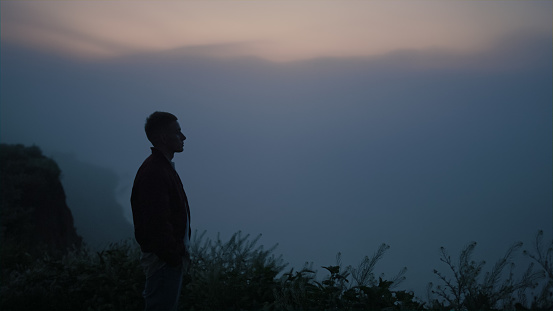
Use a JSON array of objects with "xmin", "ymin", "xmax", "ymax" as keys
[{"xmin": 1, "ymin": 0, "xmax": 552, "ymax": 300}]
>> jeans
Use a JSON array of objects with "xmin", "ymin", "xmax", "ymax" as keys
[{"xmin": 143, "ymin": 264, "xmax": 183, "ymax": 311}]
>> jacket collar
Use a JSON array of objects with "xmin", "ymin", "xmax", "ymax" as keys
[{"xmin": 151, "ymin": 147, "xmax": 175, "ymax": 169}]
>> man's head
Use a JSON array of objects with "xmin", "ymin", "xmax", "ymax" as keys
[{"xmin": 145, "ymin": 111, "xmax": 186, "ymax": 156}]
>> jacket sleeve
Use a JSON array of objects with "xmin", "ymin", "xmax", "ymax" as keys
[{"xmin": 132, "ymin": 169, "xmax": 183, "ymax": 267}]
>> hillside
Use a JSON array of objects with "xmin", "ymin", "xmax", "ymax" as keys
[{"xmin": 0, "ymin": 144, "xmax": 82, "ymax": 266}]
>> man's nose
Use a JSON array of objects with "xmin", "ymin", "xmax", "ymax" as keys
[{"xmin": 181, "ymin": 134, "xmax": 186, "ymax": 140}]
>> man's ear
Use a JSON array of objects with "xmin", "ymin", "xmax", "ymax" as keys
[
  {"xmin": 159, "ymin": 131, "xmax": 168, "ymax": 144},
  {"xmin": 151, "ymin": 131, "xmax": 166, "ymax": 147}
]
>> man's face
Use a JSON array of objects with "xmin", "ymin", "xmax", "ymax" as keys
[{"xmin": 162, "ymin": 120, "xmax": 186, "ymax": 153}]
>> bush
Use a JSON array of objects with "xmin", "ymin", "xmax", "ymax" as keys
[
  {"xmin": 427, "ymin": 240, "xmax": 544, "ymax": 310},
  {"xmin": 0, "ymin": 240, "xmax": 143, "ymax": 311},
  {"xmin": 523, "ymin": 230, "xmax": 553, "ymax": 310},
  {"xmin": 182, "ymin": 230, "xmax": 287, "ymax": 310},
  {"xmin": 273, "ymin": 246, "xmax": 424, "ymax": 311}
]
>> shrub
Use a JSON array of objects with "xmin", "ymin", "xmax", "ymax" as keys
[
  {"xmin": 523, "ymin": 230, "xmax": 553, "ymax": 310},
  {"xmin": 182, "ymin": 230, "xmax": 287, "ymax": 310},
  {"xmin": 273, "ymin": 246, "xmax": 424, "ymax": 311},
  {"xmin": 427, "ymin": 241, "xmax": 544, "ymax": 310},
  {"xmin": 0, "ymin": 240, "xmax": 143, "ymax": 311}
]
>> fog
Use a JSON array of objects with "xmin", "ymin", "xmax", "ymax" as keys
[{"xmin": 1, "ymin": 29, "xmax": 551, "ymax": 297}]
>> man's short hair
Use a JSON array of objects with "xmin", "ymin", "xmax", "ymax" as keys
[{"xmin": 144, "ymin": 111, "xmax": 178, "ymax": 144}]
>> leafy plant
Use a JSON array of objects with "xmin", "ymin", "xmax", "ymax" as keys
[
  {"xmin": 273, "ymin": 262, "xmax": 324, "ymax": 310},
  {"xmin": 0, "ymin": 240, "xmax": 143, "ymax": 311},
  {"xmin": 523, "ymin": 230, "xmax": 553, "ymax": 310},
  {"xmin": 428, "ymin": 241, "xmax": 544, "ymax": 310},
  {"xmin": 273, "ymin": 245, "xmax": 423, "ymax": 311},
  {"xmin": 182, "ymin": 230, "xmax": 287, "ymax": 310}
]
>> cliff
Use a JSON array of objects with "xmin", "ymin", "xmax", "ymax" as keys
[{"xmin": 0, "ymin": 144, "xmax": 82, "ymax": 263}]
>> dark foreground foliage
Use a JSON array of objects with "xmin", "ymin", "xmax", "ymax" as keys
[
  {"xmin": 183, "ymin": 231, "xmax": 287, "ymax": 310},
  {"xmin": 426, "ymin": 238, "xmax": 549, "ymax": 311},
  {"xmin": 0, "ymin": 240, "xmax": 143, "ymax": 311},
  {"xmin": 1, "ymin": 230, "xmax": 551, "ymax": 311}
]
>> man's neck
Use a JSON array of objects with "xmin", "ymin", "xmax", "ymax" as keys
[{"xmin": 153, "ymin": 146, "xmax": 174, "ymax": 162}]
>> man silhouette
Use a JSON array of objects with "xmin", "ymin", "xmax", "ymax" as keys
[{"xmin": 131, "ymin": 111, "xmax": 191, "ymax": 311}]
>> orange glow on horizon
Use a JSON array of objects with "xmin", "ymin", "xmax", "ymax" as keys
[{"xmin": 1, "ymin": 1, "xmax": 551, "ymax": 62}]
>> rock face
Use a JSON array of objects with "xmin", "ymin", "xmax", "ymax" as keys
[{"xmin": 0, "ymin": 144, "xmax": 82, "ymax": 258}]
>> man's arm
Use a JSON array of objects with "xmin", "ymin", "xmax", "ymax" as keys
[{"xmin": 132, "ymin": 170, "xmax": 183, "ymax": 267}]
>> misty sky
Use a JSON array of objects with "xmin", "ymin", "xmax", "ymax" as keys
[{"xmin": 1, "ymin": 0, "xmax": 552, "ymax": 298}]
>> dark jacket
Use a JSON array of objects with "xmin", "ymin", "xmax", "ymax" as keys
[{"xmin": 131, "ymin": 148, "xmax": 191, "ymax": 267}]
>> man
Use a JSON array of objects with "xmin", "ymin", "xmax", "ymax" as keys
[{"xmin": 131, "ymin": 111, "xmax": 191, "ymax": 311}]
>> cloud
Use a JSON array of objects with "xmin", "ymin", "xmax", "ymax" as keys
[
  {"xmin": 2, "ymin": 1, "xmax": 551, "ymax": 61},
  {"xmin": 51, "ymin": 152, "xmax": 133, "ymax": 248}
]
